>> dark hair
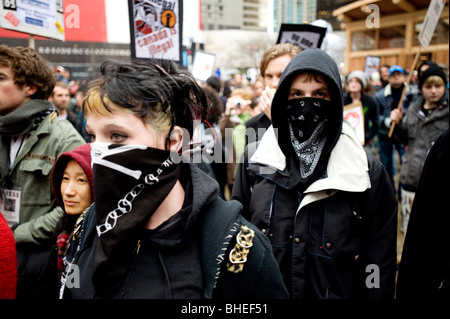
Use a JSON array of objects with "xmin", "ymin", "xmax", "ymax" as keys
[
  {"xmin": 83, "ymin": 60, "xmax": 207, "ymax": 141},
  {"xmin": 0, "ymin": 44, "xmax": 55, "ymax": 100},
  {"xmin": 202, "ymin": 86, "xmax": 223, "ymax": 124},
  {"xmin": 206, "ymin": 76, "xmax": 222, "ymax": 93}
]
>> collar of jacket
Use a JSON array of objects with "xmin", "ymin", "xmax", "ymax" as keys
[
  {"xmin": 412, "ymin": 90, "xmax": 449, "ymax": 119},
  {"xmin": 1, "ymin": 111, "xmax": 57, "ymax": 178},
  {"xmin": 383, "ymin": 82, "xmax": 412, "ymax": 97},
  {"xmin": 249, "ymin": 121, "xmax": 371, "ymax": 206}
]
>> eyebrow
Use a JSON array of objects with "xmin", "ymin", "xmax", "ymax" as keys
[
  {"xmin": 63, "ymin": 169, "xmax": 86, "ymax": 176},
  {"xmin": 85, "ymin": 123, "xmax": 127, "ymax": 133},
  {"xmin": 289, "ymin": 86, "xmax": 329, "ymax": 93}
]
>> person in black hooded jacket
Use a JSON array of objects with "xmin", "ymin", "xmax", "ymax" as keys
[
  {"xmin": 58, "ymin": 60, "xmax": 288, "ymax": 299},
  {"xmin": 232, "ymin": 48, "xmax": 398, "ymax": 299}
]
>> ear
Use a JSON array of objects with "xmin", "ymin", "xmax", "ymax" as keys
[
  {"xmin": 167, "ymin": 125, "xmax": 184, "ymax": 153},
  {"xmin": 26, "ymin": 85, "xmax": 38, "ymax": 98}
]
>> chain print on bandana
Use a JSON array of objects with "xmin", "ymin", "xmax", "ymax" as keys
[{"xmin": 95, "ymin": 157, "xmax": 175, "ymax": 236}]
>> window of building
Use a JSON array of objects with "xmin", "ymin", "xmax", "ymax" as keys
[
  {"xmin": 351, "ymin": 30, "xmax": 375, "ymax": 51},
  {"xmin": 378, "ymin": 25, "xmax": 406, "ymax": 49}
]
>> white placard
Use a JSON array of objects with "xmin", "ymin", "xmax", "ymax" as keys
[
  {"xmin": 191, "ymin": 51, "xmax": 216, "ymax": 82},
  {"xmin": 129, "ymin": 0, "xmax": 182, "ymax": 62},
  {"xmin": 344, "ymin": 102, "xmax": 365, "ymax": 145},
  {"xmin": 0, "ymin": 0, "xmax": 65, "ymax": 41},
  {"xmin": 418, "ymin": 0, "xmax": 446, "ymax": 49}
]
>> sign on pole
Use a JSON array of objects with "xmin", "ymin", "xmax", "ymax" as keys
[
  {"xmin": 277, "ymin": 24, "xmax": 327, "ymax": 50},
  {"xmin": 128, "ymin": 0, "xmax": 183, "ymax": 63},
  {"xmin": 0, "ymin": 0, "xmax": 65, "ymax": 41},
  {"xmin": 418, "ymin": 0, "xmax": 446, "ymax": 49}
]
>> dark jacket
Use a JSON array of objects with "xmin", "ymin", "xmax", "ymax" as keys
[
  {"xmin": 60, "ymin": 163, "xmax": 288, "ymax": 299},
  {"xmin": 232, "ymin": 124, "xmax": 398, "ymax": 299},
  {"xmin": 396, "ymin": 91, "xmax": 449, "ymax": 189},
  {"xmin": 232, "ymin": 49, "xmax": 398, "ymax": 299},
  {"xmin": 397, "ymin": 129, "xmax": 450, "ymax": 299},
  {"xmin": 375, "ymin": 83, "xmax": 418, "ymax": 137},
  {"xmin": 245, "ymin": 112, "xmax": 272, "ymax": 146}
]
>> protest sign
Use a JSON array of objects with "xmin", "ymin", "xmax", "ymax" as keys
[
  {"xmin": 344, "ymin": 102, "xmax": 365, "ymax": 145},
  {"xmin": 364, "ymin": 56, "xmax": 381, "ymax": 78},
  {"xmin": 191, "ymin": 51, "xmax": 215, "ymax": 82},
  {"xmin": 128, "ymin": 0, "xmax": 183, "ymax": 62},
  {"xmin": 0, "ymin": 0, "xmax": 65, "ymax": 41},
  {"xmin": 418, "ymin": 0, "xmax": 446, "ymax": 49},
  {"xmin": 277, "ymin": 23, "xmax": 326, "ymax": 50}
]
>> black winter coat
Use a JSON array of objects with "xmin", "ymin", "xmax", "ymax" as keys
[
  {"xmin": 397, "ymin": 129, "xmax": 450, "ymax": 299},
  {"xmin": 232, "ymin": 123, "xmax": 398, "ymax": 299},
  {"xmin": 59, "ymin": 163, "xmax": 288, "ymax": 299}
]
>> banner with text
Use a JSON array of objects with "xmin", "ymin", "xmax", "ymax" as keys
[
  {"xmin": 128, "ymin": 0, "xmax": 182, "ymax": 62},
  {"xmin": 277, "ymin": 24, "xmax": 326, "ymax": 51},
  {"xmin": 0, "ymin": 0, "xmax": 65, "ymax": 40}
]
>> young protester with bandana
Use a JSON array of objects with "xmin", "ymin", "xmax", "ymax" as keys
[
  {"xmin": 0, "ymin": 45, "xmax": 85, "ymax": 298},
  {"xmin": 232, "ymin": 48, "xmax": 398, "ymax": 299},
  {"xmin": 59, "ymin": 60, "xmax": 288, "ymax": 299}
]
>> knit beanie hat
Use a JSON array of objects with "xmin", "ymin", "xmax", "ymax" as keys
[
  {"xmin": 347, "ymin": 70, "xmax": 367, "ymax": 88},
  {"xmin": 419, "ymin": 66, "xmax": 448, "ymax": 90}
]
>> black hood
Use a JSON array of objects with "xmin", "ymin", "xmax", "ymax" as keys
[{"xmin": 271, "ymin": 48, "xmax": 343, "ymax": 188}]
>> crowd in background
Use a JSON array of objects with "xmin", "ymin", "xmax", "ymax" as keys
[{"xmin": 0, "ymin": 42, "xmax": 448, "ymax": 300}]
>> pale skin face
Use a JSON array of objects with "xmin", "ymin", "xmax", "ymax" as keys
[
  {"xmin": 61, "ymin": 160, "xmax": 92, "ymax": 216},
  {"xmin": 347, "ymin": 78, "xmax": 362, "ymax": 94},
  {"xmin": 0, "ymin": 65, "xmax": 36, "ymax": 115},
  {"xmin": 49, "ymin": 86, "xmax": 70, "ymax": 114},
  {"xmin": 389, "ymin": 72, "xmax": 405, "ymax": 89},
  {"xmin": 422, "ymin": 82, "xmax": 446, "ymax": 107},
  {"xmin": 85, "ymin": 111, "xmax": 168, "ymax": 149},
  {"xmin": 380, "ymin": 66, "xmax": 390, "ymax": 82},
  {"xmin": 85, "ymin": 109, "xmax": 184, "ymax": 230},
  {"xmin": 390, "ymin": 80, "xmax": 446, "ymax": 123},
  {"xmin": 288, "ymin": 72, "xmax": 331, "ymax": 101},
  {"xmin": 260, "ymin": 54, "xmax": 293, "ymax": 120}
]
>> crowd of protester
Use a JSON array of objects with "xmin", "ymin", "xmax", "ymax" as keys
[{"xmin": 0, "ymin": 42, "xmax": 448, "ymax": 300}]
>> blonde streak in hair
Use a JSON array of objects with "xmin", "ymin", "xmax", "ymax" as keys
[
  {"xmin": 82, "ymin": 86, "xmax": 119, "ymax": 117},
  {"xmin": 142, "ymin": 102, "xmax": 172, "ymax": 136}
]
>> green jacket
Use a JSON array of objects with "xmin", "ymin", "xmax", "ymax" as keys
[{"xmin": 1, "ymin": 111, "xmax": 85, "ymax": 244}]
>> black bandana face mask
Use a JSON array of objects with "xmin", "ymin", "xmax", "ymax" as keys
[
  {"xmin": 90, "ymin": 142, "xmax": 180, "ymax": 295},
  {"xmin": 287, "ymin": 97, "xmax": 332, "ymax": 180}
]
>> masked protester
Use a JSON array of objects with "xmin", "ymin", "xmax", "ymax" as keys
[
  {"xmin": 232, "ymin": 48, "xmax": 398, "ymax": 299},
  {"xmin": 59, "ymin": 60, "xmax": 288, "ymax": 299}
]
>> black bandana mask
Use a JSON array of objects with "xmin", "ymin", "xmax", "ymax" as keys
[
  {"xmin": 90, "ymin": 142, "xmax": 180, "ymax": 295},
  {"xmin": 287, "ymin": 97, "xmax": 332, "ymax": 181}
]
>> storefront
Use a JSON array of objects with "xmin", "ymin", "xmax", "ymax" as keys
[{"xmin": 333, "ymin": 0, "xmax": 449, "ymax": 72}]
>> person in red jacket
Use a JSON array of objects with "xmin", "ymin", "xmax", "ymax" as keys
[{"xmin": 0, "ymin": 212, "xmax": 16, "ymax": 299}]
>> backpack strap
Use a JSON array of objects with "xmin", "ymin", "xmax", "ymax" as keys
[{"xmin": 200, "ymin": 197, "xmax": 243, "ymax": 298}]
